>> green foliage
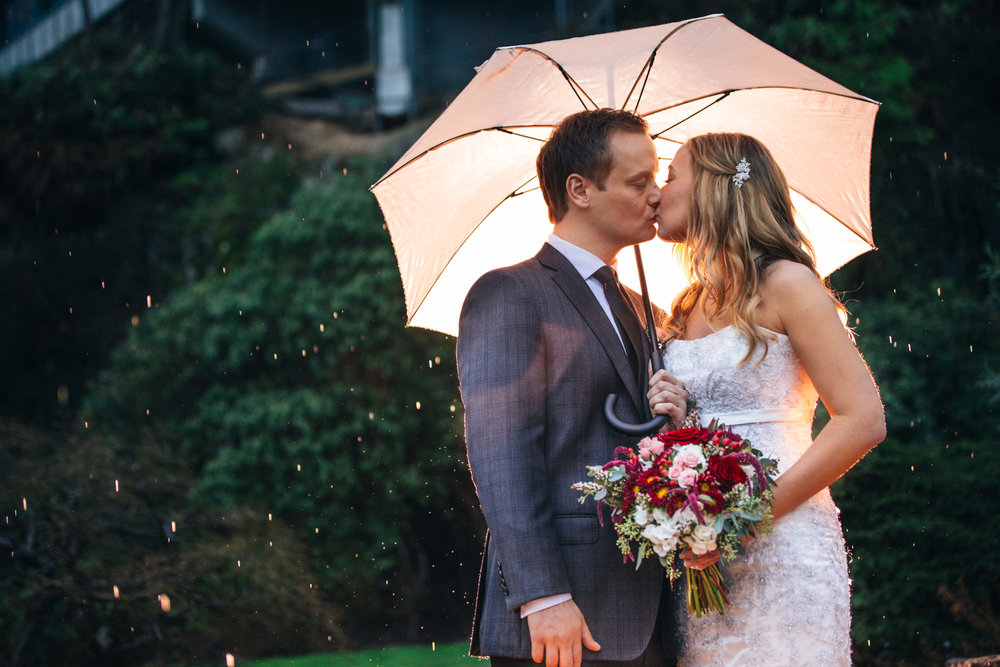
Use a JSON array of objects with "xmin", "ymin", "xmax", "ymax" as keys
[
  {"xmin": 84, "ymin": 160, "xmax": 483, "ymax": 645},
  {"xmin": 0, "ymin": 421, "xmax": 346, "ymax": 665},
  {"xmin": 835, "ymin": 438, "xmax": 1000, "ymax": 663},
  {"xmin": 0, "ymin": 36, "xmax": 270, "ymax": 423},
  {"xmin": 829, "ymin": 273, "xmax": 1000, "ymax": 661}
]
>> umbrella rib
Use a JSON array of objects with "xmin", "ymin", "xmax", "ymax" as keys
[
  {"xmin": 497, "ymin": 128, "xmax": 547, "ymax": 143},
  {"xmin": 626, "ymin": 51, "xmax": 656, "ymax": 113},
  {"xmin": 649, "ymin": 92, "xmax": 731, "ymax": 138},
  {"xmin": 622, "ymin": 14, "xmax": 720, "ymax": 113},
  {"xmin": 506, "ymin": 45, "xmax": 600, "ymax": 110},
  {"xmin": 787, "ymin": 187, "xmax": 876, "ymax": 250}
]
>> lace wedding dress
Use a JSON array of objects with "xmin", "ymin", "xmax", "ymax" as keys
[{"xmin": 662, "ymin": 326, "xmax": 851, "ymax": 666}]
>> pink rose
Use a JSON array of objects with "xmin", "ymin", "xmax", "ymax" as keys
[
  {"xmin": 668, "ymin": 463, "xmax": 686, "ymax": 481},
  {"xmin": 678, "ymin": 449, "xmax": 703, "ymax": 467},
  {"xmin": 638, "ymin": 437, "xmax": 665, "ymax": 458},
  {"xmin": 677, "ymin": 468, "xmax": 699, "ymax": 488}
]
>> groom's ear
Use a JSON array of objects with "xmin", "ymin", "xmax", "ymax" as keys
[{"xmin": 565, "ymin": 173, "xmax": 591, "ymax": 210}]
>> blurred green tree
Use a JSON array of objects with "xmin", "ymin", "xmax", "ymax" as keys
[
  {"xmin": 83, "ymin": 160, "xmax": 483, "ymax": 647},
  {"xmin": 0, "ymin": 36, "xmax": 269, "ymax": 423}
]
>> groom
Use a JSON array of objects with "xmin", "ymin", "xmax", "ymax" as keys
[{"xmin": 457, "ymin": 109, "xmax": 688, "ymax": 666}]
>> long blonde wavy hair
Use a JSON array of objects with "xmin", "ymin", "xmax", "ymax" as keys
[{"xmin": 663, "ymin": 132, "xmax": 842, "ymax": 363}]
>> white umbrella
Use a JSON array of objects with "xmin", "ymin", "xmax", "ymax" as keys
[{"xmin": 371, "ymin": 13, "xmax": 879, "ymax": 337}]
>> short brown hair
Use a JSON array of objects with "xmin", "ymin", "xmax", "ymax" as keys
[{"xmin": 536, "ymin": 109, "xmax": 649, "ymax": 222}]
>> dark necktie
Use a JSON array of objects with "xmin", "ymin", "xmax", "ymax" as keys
[{"xmin": 592, "ymin": 266, "xmax": 644, "ymax": 384}]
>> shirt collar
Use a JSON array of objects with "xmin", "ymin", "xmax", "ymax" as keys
[{"xmin": 547, "ymin": 233, "xmax": 615, "ymax": 280}]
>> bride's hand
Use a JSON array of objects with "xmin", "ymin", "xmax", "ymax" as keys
[
  {"xmin": 681, "ymin": 533, "xmax": 755, "ymax": 570},
  {"xmin": 647, "ymin": 368, "xmax": 688, "ymax": 428}
]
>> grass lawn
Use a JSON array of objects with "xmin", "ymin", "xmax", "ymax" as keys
[{"xmin": 242, "ymin": 642, "xmax": 480, "ymax": 666}]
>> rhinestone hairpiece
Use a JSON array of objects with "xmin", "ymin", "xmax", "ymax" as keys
[{"xmin": 732, "ymin": 157, "xmax": 751, "ymax": 188}]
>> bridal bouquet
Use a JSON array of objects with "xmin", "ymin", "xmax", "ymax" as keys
[{"xmin": 573, "ymin": 423, "xmax": 778, "ymax": 617}]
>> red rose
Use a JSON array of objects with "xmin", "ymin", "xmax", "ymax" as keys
[
  {"xmin": 656, "ymin": 427, "xmax": 711, "ymax": 446},
  {"xmin": 708, "ymin": 454, "xmax": 749, "ymax": 490}
]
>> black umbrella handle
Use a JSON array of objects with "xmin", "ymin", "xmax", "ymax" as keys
[{"xmin": 604, "ymin": 245, "xmax": 669, "ymax": 436}]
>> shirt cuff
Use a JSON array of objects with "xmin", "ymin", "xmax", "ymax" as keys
[{"xmin": 520, "ymin": 593, "xmax": 573, "ymax": 619}]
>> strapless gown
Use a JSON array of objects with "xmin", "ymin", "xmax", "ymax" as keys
[{"xmin": 662, "ymin": 326, "xmax": 851, "ymax": 666}]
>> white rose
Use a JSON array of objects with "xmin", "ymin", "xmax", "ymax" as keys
[
  {"xmin": 684, "ymin": 524, "xmax": 718, "ymax": 556},
  {"xmin": 633, "ymin": 503, "xmax": 650, "ymax": 526},
  {"xmin": 642, "ymin": 523, "xmax": 679, "ymax": 557}
]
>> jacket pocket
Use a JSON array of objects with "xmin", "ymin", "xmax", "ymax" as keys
[{"xmin": 553, "ymin": 513, "xmax": 599, "ymax": 545}]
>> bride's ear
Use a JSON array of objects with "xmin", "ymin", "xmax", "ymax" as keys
[{"xmin": 565, "ymin": 173, "xmax": 590, "ymax": 210}]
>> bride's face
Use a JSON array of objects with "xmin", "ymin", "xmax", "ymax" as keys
[{"xmin": 656, "ymin": 145, "xmax": 694, "ymax": 243}]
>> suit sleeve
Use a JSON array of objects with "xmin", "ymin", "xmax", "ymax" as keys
[{"xmin": 457, "ymin": 269, "xmax": 571, "ymax": 611}]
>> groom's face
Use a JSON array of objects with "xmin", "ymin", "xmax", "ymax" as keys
[{"xmin": 586, "ymin": 130, "xmax": 661, "ymax": 250}]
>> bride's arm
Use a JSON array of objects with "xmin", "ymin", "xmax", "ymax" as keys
[{"xmin": 763, "ymin": 261, "xmax": 886, "ymax": 522}]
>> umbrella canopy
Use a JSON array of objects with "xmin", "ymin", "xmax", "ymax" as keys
[{"xmin": 371, "ymin": 13, "xmax": 879, "ymax": 337}]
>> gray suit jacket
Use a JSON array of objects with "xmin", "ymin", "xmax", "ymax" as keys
[{"xmin": 457, "ymin": 242, "xmax": 668, "ymax": 661}]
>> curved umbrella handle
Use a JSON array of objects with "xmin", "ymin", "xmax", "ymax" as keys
[
  {"xmin": 603, "ymin": 345, "xmax": 668, "ymax": 436},
  {"xmin": 603, "ymin": 244, "xmax": 670, "ymax": 437}
]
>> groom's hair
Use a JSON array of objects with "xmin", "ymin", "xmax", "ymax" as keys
[{"xmin": 537, "ymin": 109, "xmax": 649, "ymax": 222}]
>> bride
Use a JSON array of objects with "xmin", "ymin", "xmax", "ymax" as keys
[{"xmin": 647, "ymin": 133, "xmax": 886, "ymax": 665}]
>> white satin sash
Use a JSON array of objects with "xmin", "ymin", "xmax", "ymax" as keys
[{"xmin": 700, "ymin": 407, "xmax": 814, "ymax": 427}]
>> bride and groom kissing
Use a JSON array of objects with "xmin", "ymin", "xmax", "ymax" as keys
[{"xmin": 456, "ymin": 109, "xmax": 885, "ymax": 666}]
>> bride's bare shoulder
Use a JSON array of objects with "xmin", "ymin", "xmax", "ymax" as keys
[
  {"xmin": 759, "ymin": 260, "xmax": 825, "ymax": 300},
  {"xmin": 756, "ymin": 260, "xmax": 832, "ymax": 333}
]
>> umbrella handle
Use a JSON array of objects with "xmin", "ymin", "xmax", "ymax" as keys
[{"xmin": 603, "ymin": 245, "xmax": 670, "ymax": 437}]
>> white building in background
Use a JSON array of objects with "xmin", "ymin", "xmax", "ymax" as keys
[{"xmin": 1, "ymin": 0, "xmax": 616, "ymax": 125}]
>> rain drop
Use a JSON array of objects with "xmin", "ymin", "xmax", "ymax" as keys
[
  {"xmin": 159, "ymin": 594, "xmax": 171, "ymax": 612},
  {"xmin": 113, "ymin": 585, "xmax": 120, "ymax": 598},
  {"xmin": 115, "ymin": 480, "xmax": 119, "ymax": 492},
  {"xmin": 146, "ymin": 295, "xmax": 151, "ymax": 308},
  {"xmin": 22, "ymin": 498, "xmax": 27, "ymax": 511},
  {"xmin": 226, "ymin": 653, "xmax": 236, "ymax": 667}
]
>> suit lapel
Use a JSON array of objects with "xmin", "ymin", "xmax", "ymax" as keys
[{"xmin": 536, "ymin": 244, "xmax": 644, "ymax": 411}]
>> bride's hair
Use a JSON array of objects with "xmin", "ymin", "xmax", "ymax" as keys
[{"xmin": 663, "ymin": 132, "xmax": 842, "ymax": 363}]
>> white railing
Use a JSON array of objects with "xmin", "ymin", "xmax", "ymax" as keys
[{"xmin": 1, "ymin": 0, "xmax": 128, "ymax": 74}]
